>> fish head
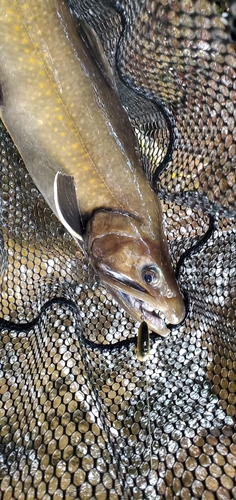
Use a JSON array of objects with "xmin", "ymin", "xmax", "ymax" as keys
[{"xmin": 86, "ymin": 210, "xmax": 186, "ymax": 336}]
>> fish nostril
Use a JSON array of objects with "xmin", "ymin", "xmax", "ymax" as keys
[{"xmin": 166, "ymin": 289, "xmax": 175, "ymax": 299}]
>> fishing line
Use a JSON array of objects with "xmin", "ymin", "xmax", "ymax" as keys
[{"xmin": 146, "ymin": 378, "xmax": 153, "ymax": 474}]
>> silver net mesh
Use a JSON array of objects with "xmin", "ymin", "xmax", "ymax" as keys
[{"xmin": 0, "ymin": 0, "xmax": 235, "ymax": 499}]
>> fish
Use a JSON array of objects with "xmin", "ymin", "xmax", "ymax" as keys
[
  {"xmin": 136, "ymin": 321, "xmax": 150, "ymax": 362},
  {"xmin": 0, "ymin": 0, "xmax": 185, "ymax": 335}
]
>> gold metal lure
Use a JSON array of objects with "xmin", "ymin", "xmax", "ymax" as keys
[{"xmin": 136, "ymin": 321, "xmax": 150, "ymax": 362}]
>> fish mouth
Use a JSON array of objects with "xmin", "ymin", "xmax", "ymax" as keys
[
  {"xmin": 100, "ymin": 271, "xmax": 185, "ymax": 336},
  {"xmin": 119, "ymin": 291, "xmax": 171, "ymax": 336}
]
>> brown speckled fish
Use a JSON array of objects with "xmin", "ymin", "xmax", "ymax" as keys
[{"xmin": 0, "ymin": 0, "xmax": 185, "ymax": 335}]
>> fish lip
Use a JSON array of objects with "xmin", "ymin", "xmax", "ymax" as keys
[{"xmin": 119, "ymin": 291, "xmax": 171, "ymax": 336}]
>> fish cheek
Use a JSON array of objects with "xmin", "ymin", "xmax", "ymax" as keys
[
  {"xmin": 90, "ymin": 234, "xmax": 145, "ymax": 278},
  {"xmin": 90, "ymin": 234, "xmax": 131, "ymax": 270}
]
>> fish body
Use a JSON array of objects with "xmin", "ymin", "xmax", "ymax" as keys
[{"xmin": 0, "ymin": 0, "xmax": 185, "ymax": 334}]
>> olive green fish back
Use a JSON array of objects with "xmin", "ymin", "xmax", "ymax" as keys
[{"xmin": 0, "ymin": 1, "xmax": 235, "ymax": 499}]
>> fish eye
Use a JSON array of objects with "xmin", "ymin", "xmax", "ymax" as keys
[{"xmin": 141, "ymin": 266, "xmax": 161, "ymax": 287}]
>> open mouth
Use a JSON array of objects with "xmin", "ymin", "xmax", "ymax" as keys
[{"xmin": 119, "ymin": 291, "xmax": 171, "ymax": 336}]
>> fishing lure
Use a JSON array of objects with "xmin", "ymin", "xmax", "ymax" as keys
[{"xmin": 136, "ymin": 321, "xmax": 150, "ymax": 362}]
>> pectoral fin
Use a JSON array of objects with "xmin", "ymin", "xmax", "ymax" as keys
[{"xmin": 54, "ymin": 172, "xmax": 84, "ymax": 244}]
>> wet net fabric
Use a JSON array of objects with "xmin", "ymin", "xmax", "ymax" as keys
[{"xmin": 0, "ymin": 0, "xmax": 236, "ymax": 499}]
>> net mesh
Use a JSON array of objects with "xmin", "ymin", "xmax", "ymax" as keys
[{"xmin": 0, "ymin": 0, "xmax": 236, "ymax": 499}]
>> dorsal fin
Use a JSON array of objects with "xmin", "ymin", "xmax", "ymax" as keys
[{"xmin": 54, "ymin": 172, "xmax": 84, "ymax": 245}]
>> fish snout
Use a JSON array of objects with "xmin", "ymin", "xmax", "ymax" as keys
[{"xmin": 163, "ymin": 296, "xmax": 186, "ymax": 325}]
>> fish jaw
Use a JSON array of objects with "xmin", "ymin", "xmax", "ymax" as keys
[
  {"xmin": 86, "ymin": 210, "xmax": 186, "ymax": 335},
  {"xmin": 101, "ymin": 275, "xmax": 185, "ymax": 336},
  {"xmin": 107, "ymin": 286, "xmax": 171, "ymax": 336}
]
